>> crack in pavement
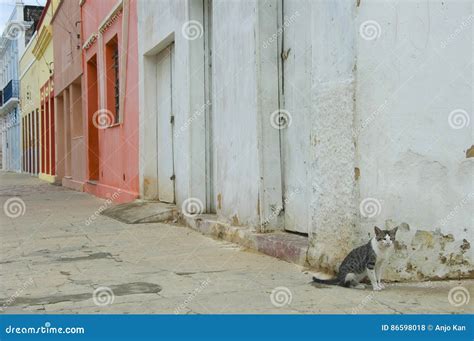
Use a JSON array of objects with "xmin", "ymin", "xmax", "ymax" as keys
[{"xmin": 0, "ymin": 282, "xmax": 162, "ymax": 308}]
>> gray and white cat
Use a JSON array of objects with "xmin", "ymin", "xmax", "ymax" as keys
[{"xmin": 312, "ymin": 226, "xmax": 398, "ymax": 291}]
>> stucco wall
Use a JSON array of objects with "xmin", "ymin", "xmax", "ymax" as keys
[
  {"xmin": 138, "ymin": 0, "xmax": 202, "ymax": 207},
  {"xmin": 138, "ymin": 0, "xmax": 261, "ymax": 226},
  {"xmin": 81, "ymin": 0, "xmax": 139, "ymax": 201},
  {"xmin": 20, "ymin": 35, "xmax": 41, "ymax": 117},
  {"xmin": 52, "ymin": 0, "xmax": 82, "ymax": 94},
  {"xmin": 305, "ymin": 0, "xmax": 360, "ymax": 273},
  {"xmin": 137, "ymin": 0, "xmax": 472, "ymax": 281},
  {"xmin": 212, "ymin": 0, "xmax": 260, "ymax": 226},
  {"xmin": 355, "ymin": 0, "xmax": 473, "ymax": 280}
]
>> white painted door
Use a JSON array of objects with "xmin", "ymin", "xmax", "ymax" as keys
[
  {"xmin": 156, "ymin": 45, "xmax": 175, "ymax": 203},
  {"xmin": 279, "ymin": 0, "xmax": 312, "ymax": 234}
]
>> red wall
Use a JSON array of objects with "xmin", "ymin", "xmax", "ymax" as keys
[{"xmin": 81, "ymin": 0, "xmax": 139, "ymax": 203}]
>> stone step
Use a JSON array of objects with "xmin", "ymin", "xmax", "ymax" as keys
[
  {"xmin": 101, "ymin": 200, "xmax": 177, "ymax": 224},
  {"xmin": 181, "ymin": 214, "xmax": 309, "ymax": 267}
]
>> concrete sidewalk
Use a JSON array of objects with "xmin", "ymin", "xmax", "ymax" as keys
[{"xmin": 0, "ymin": 172, "xmax": 472, "ymax": 314}]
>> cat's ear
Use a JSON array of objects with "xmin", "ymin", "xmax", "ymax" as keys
[
  {"xmin": 374, "ymin": 226, "xmax": 382, "ymax": 236},
  {"xmin": 390, "ymin": 226, "xmax": 399, "ymax": 236}
]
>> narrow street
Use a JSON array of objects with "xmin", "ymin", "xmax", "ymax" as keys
[{"xmin": 0, "ymin": 172, "xmax": 472, "ymax": 314}]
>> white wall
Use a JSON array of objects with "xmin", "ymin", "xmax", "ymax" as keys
[
  {"xmin": 355, "ymin": 0, "xmax": 473, "ymax": 279},
  {"xmin": 138, "ymin": 0, "xmax": 263, "ymax": 226},
  {"xmin": 212, "ymin": 0, "xmax": 261, "ymax": 226},
  {"xmin": 138, "ymin": 0, "xmax": 473, "ymax": 280},
  {"xmin": 138, "ymin": 0, "xmax": 204, "ymax": 207},
  {"xmin": 306, "ymin": 0, "xmax": 360, "ymax": 273}
]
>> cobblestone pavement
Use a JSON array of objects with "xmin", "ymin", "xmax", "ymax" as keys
[{"xmin": 0, "ymin": 172, "xmax": 472, "ymax": 314}]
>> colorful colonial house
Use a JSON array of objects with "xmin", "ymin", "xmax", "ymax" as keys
[
  {"xmin": 19, "ymin": 0, "xmax": 59, "ymax": 180},
  {"xmin": 0, "ymin": 1, "xmax": 43, "ymax": 173},
  {"xmin": 80, "ymin": 0, "xmax": 139, "ymax": 202},
  {"xmin": 52, "ymin": 0, "xmax": 85, "ymax": 191}
]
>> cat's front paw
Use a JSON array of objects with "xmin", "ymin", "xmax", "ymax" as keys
[
  {"xmin": 372, "ymin": 285, "xmax": 382, "ymax": 291},
  {"xmin": 378, "ymin": 282, "xmax": 385, "ymax": 289}
]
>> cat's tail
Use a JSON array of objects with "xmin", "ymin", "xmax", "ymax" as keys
[{"xmin": 312, "ymin": 276, "xmax": 339, "ymax": 285}]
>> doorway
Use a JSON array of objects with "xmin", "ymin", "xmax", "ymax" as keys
[
  {"xmin": 156, "ymin": 44, "xmax": 176, "ymax": 203},
  {"xmin": 87, "ymin": 55, "xmax": 100, "ymax": 181},
  {"xmin": 278, "ymin": 0, "xmax": 312, "ymax": 234}
]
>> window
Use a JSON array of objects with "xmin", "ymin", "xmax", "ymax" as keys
[{"xmin": 105, "ymin": 36, "xmax": 119, "ymax": 123}]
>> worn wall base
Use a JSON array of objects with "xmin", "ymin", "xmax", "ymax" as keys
[
  {"xmin": 62, "ymin": 177, "xmax": 85, "ymax": 192},
  {"xmin": 382, "ymin": 221, "xmax": 473, "ymax": 281},
  {"xmin": 181, "ymin": 214, "xmax": 309, "ymax": 267},
  {"xmin": 180, "ymin": 214, "xmax": 472, "ymax": 282}
]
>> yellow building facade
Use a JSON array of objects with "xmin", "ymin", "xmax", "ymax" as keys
[{"xmin": 19, "ymin": 0, "xmax": 59, "ymax": 182}]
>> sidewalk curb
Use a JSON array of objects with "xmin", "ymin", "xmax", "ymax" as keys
[{"xmin": 180, "ymin": 214, "xmax": 309, "ymax": 267}]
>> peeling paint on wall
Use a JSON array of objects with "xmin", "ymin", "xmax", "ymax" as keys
[
  {"xmin": 385, "ymin": 222, "xmax": 473, "ymax": 281},
  {"xmin": 355, "ymin": 0, "xmax": 473, "ymax": 281},
  {"xmin": 466, "ymin": 145, "xmax": 474, "ymax": 158}
]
